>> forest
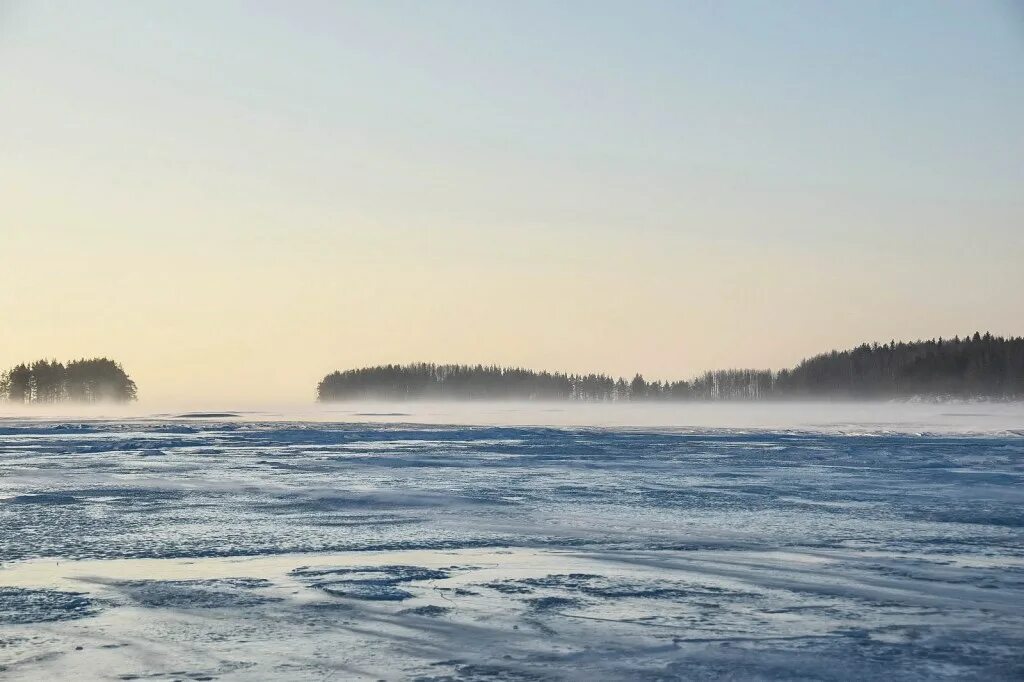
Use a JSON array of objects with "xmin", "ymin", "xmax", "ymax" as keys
[
  {"xmin": 0, "ymin": 358, "xmax": 138, "ymax": 403},
  {"xmin": 317, "ymin": 333, "xmax": 1024, "ymax": 401}
]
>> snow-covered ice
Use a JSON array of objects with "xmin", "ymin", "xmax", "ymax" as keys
[{"xmin": 0, "ymin": 403, "xmax": 1022, "ymax": 679}]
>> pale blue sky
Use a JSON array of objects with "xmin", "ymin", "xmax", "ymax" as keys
[{"xmin": 2, "ymin": 1, "xmax": 1022, "ymax": 402}]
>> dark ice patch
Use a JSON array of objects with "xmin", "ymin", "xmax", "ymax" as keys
[
  {"xmin": 290, "ymin": 564, "xmax": 449, "ymax": 602},
  {"xmin": 483, "ymin": 574, "xmax": 727, "ymax": 603},
  {"xmin": 0, "ymin": 587, "xmax": 98, "ymax": 624},
  {"xmin": 6, "ymin": 493, "xmax": 81, "ymax": 505},
  {"xmin": 325, "ymin": 584, "xmax": 413, "ymax": 601},
  {"xmin": 115, "ymin": 578, "xmax": 278, "ymax": 609},
  {"xmin": 525, "ymin": 596, "xmax": 582, "ymax": 611},
  {"xmin": 481, "ymin": 581, "xmax": 535, "ymax": 595},
  {"xmin": 418, "ymin": 661, "xmax": 552, "ymax": 681},
  {"xmin": 400, "ymin": 605, "xmax": 451, "ymax": 617},
  {"xmin": 519, "ymin": 574, "xmax": 601, "ymax": 589}
]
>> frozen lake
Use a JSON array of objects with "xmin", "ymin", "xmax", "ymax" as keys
[{"xmin": 0, "ymin": 403, "xmax": 1022, "ymax": 679}]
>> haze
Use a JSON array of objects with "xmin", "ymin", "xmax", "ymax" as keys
[{"xmin": 2, "ymin": 1, "xmax": 1022, "ymax": 404}]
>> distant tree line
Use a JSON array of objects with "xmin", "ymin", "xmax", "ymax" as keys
[
  {"xmin": 0, "ymin": 358, "xmax": 137, "ymax": 404},
  {"xmin": 317, "ymin": 333, "xmax": 1024, "ymax": 401},
  {"xmin": 774, "ymin": 332, "xmax": 1024, "ymax": 399}
]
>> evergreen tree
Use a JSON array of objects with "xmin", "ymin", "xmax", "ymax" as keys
[
  {"xmin": 315, "ymin": 333, "xmax": 1024, "ymax": 402},
  {"xmin": 0, "ymin": 358, "xmax": 137, "ymax": 403}
]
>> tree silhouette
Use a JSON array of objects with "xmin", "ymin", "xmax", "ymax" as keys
[
  {"xmin": 0, "ymin": 358, "xmax": 137, "ymax": 404},
  {"xmin": 317, "ymin": 333, "xmax": 1023, "ymax": 402}
]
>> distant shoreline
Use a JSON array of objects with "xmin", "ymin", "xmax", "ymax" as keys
[{"xmin": 318, "ymin": 333, "xmax": 1024, "ymax": 402}]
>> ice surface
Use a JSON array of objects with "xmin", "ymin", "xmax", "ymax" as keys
[{"xmin": 0, "ymin": 405, "xmax": 1021, "ymax": 679}]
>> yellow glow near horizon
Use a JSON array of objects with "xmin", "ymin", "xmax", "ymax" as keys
[{"xmin": 2, "ymin": 2, "xmax": 1022, "ymax": 404}]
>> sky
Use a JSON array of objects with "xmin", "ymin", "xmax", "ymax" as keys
[{"xmin": 2, "ymin": 0, "xmax": 1023, "ymax": 404}]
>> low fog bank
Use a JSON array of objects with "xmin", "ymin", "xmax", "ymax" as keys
[
  {"xmin": 295, "ymin": 400, "xmax": 1024, "ymax": 434},
  {"xmin": 1, "ymin": 400, "xmax": 1021, "ymax": 435}
]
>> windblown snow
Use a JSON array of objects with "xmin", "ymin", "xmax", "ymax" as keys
[{"xmin": 0, "ymin": 404, "xmax": 1021, "ymax": 679}]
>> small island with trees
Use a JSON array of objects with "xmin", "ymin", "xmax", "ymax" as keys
[
  {"xmin": 317, "ymin": 333, "xmax": 1024, "ymax": 402},
  {"xmin": 0, "ymin": 358, "xmax": 137, "ymax": 404}
]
